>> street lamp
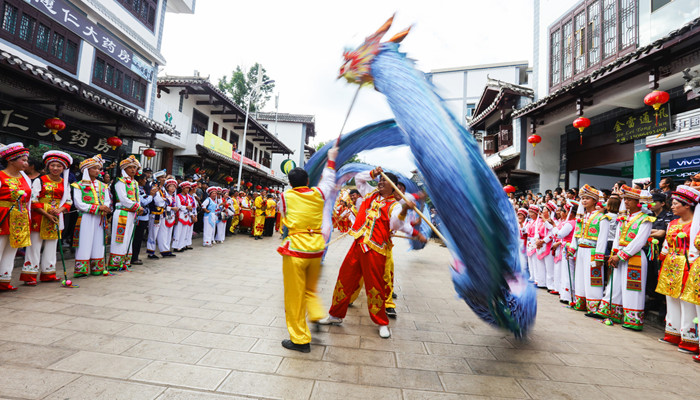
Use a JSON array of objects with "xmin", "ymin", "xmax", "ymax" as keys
[{"xmin": 236, "ymin": 78, "xmax": 275, "ymax": 191}]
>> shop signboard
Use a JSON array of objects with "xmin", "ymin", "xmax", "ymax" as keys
[
  {"xmin": 669, "ymin": 155, "xmax": 700, "ymax": 169},
  {"xmin": 231, "ymin": 152, "xmax": 260, "ymax": 169},
  {"xmin": 0, "ymin": 106, "xmax": 118, "ymax": 157},
  {"xmin": 28, "ymin": 0, "xmax": 153, "ymax": 81},
  {"xmin": 203, "ymin": 131, "xmax": 232, "ymax": 157},
  {"xmin": 660, "ymin": 167, "xmax": 700, "ymax": 181},
  {"xmin": 646, "ymin": 108, "xmax": 700, "ymax": 147},
  {"xmin": 615, "ymin": 104, "xmax": 671, "ymax": 143}
]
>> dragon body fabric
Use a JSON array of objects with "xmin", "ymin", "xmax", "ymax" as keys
[{"xmin": 307, "ymin": 17, "xmax": 537, "ymax": 337}]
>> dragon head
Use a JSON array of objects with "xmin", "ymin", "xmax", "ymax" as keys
[{"xmin": 339, "ymin": 14, "xmax": 411, "ymax": 86}]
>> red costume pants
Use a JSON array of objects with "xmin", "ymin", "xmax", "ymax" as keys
[{"xmin": 329, "ymin": 239, "xmax": 389, "ymax": 326}]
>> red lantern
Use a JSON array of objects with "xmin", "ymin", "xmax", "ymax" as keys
[
  {"xmin": 503, "ymin": 185, "xmax": 516, "ymax": 194},
  {"xmin": 195, "ymin": 167, "xmax": 201, "ymax": 174},
  {"xmin": 264, "ymin": 187, "xmax": 269, "ymax": 191},
  {"xmin": 572, "ymin": 117, "xmax": 591, "ymax": 145},
  {"xmin": 644, "ymin": 90, "xmax": 670, "ymax": 126},
  {"xmin": 527, "ymin": 134, "xmax": 542, "ymax": 156},
  {"xmin": 246, "ymin": 182, "xmax": 253, "ymax": 188},
  {"xmin": 106, "ymin": 136, "xmax": 122, "ymax": 150},
  {"xmin": 256, "ymin": 185, "xmax": 262, "ymax": 190},
  {"xmin": 225, "ymin": 176, "xmax": 234, "ymax": 184},
  {"xmin": 143, "ymin": 148, "xmax": 156, "ymax": 159},
  {"xmin": 44, "ymin": 117, "xmax": 66, "ymax": 136}
]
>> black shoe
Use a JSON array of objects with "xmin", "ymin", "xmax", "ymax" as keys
[
  {"xmin": 281, "ymin": 339, "xmax": 310, "ymax": 353},
  {"xmin": 386, "ymin": 308, "xmax": 397, "ymax": 318},
  {"xmin": 131, "ymin": 260, "xmax": 143, "ymax": 265},
  {"xmin": 185, "ymin": 246, "xmax": 193, "ymax": 250},
  {"xmin": 147, "ymin": 254, "xmax": 160, "ymax": 260},
  {"xmin": 392, "ymin": 292, "xmax": 397, "ymax": 299},
  {"xmin": 173, "ymin": 248, "xmax": 184, "ymax": 253},
  {"xmin": 161, "ymin": 252, "xmax": 176, "ymax": 258},
  {"xmin": 584, "ymin": 312, "xmax": 604, "ymax": 319}
]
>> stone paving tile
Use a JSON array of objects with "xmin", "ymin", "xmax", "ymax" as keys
[
  {"xmin": 0, "ymin": 341, "xmax": 75, "ymax": 368},
  {"xmin": 113, "ymin": 310, "xmax": 183, "ymax": 326},
  {"xmin": 43, "ymin": 376, "xmax": 166, "ymax": 400},
  {"xmin": 536, "ymin": 364, "xmax": 623, "ymax": 386},
  {"xmin": 54, "ymin": 304, "xmax": 125, "ymax": 320},
  {"xmin": 439, "ymin": 373, "xmax": 529, "ymax": 398},
  {"xmin": 402, "ymin": 390, "xmax": 493, "ymax": 400},
  {"xmin": 197, "ymin": 348, "xmax": 282, "ymax": 373},
  {"xmin": 201, "ymin": 301, "xmax": 257, "ymax": 313},
  {"xmin": 467, "ymin": 359, "xmax": 547, "ymax": 379},
  {"xmin": 447, "ymin": 332, "xmax": 515, "ymax": 348},
  {"xmin": 323, "ymin": 345, "xmax": 396, "ymax": 367},
  {"xmin": 396, "ymin": 352, "xmax": 472, "ymax": 373},
  {"xmin": 217, "ymin": 370, "xmax": 314, "ymax": 400},
  {"xmin": 122, "ymin": 340, "xmax": 210, "ymax": 364},
  {"xmin": 118, "ymin": 323, "xmax": 195, "ymax": 343},
  {"xmin": 309, "ymin": 381, "xmax": 402, "ymax": 400},
  {"xmin": 425, "ymin": 342, "xmax": 497, "ymax": 360},
  {"xmin": 54, "ymin": 316, "xmax": 133, "ymax": 334},
  {"xmin": 51, "ymin": 332, "xmax": 141, "ymax": 355},
  {"xmin": 250, "ymin": 338, "xmax": 325, "ymax": 360},
  {"xmin": 359, "ymin": 365, "xmax": 443, "ymax": 391},
  {"xmin": 0, "ymin": 308, "xmax": 74, "ymax": 327},
  {"xmin": 522, "ymin": 379, "xmax": 611, "ymax": 400},
  {"xmin": 156, "ymin": 388, "xmax": 251, "ymax": 400},
  {"xmin": 181, "ymin": 331, "xmax": 257, "ymax": 352},
  {"xmin": 276, "ymin": 358, "xmax": 360, "ymax": 383},
  {"xmin": 214, "ymin": 311, "xmax": 276, "ymax": 326},
  {"xmin": 309, "ymin": 331, "xmax": 360, "ymax": 348},
  {"xmin": 489, "ymin": 347, "xmax": 564, "ymax": 365},
  {"xmin": 130, "ymin": 361, "xmax": 230, "ymax": 391},
  {"xmin": 2, "ymin": 298, "xmax": 72, "ymax": 313},
  {"xmin": 48, "ymin": 351, "xmax": 151, "ymax": 379},
  {"xmin": 359, "ymin": 336, "xmax": 426, "ymax": 354},
  {"xmin": 597, "ymin": 385, "xmax": 682, "ymax": 400},
  {"xmin": 168, "ymin": 317, "xmax": 237, "ymax": 334},
  {"xmin": 0, "ymin": 323, "xmax": 74, "ymax": 344},
  {"xmin": 0, "ymin": 364, "xmax": 80, "ymax": 399}
]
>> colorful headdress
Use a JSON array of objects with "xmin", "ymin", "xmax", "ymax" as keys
[
  {"xmin": 206, "ymin": 187, "xmax": 217, "ymax": 194},
  {"xmin": 545, "ymin": 200, "xmax": 557, "ymax": 212},
  {"xmin": 640, "ymin": 190, "xmax": 652, "ymax": 205},
  {"xmin": 565, "ymin": 199, "xmax": 579, "ymax": 212},
  {"xmin": 0, "ymin": 142, "xmax": 29, "ymax": 161},
  {"xmin": 620, "ymin": 184, "xmax": 641, "ymax": 200},
  {"xmin": 517, "ymin": 208, "xmax": 528, "ymax": 217},
  {"xmin": 579, "ymin": 184, "xmax": 599, "ymax": 201},
  {"xmin": 527, "ymin": 204, "xmax": 540, "ymax": 214},
  {"xmin": 671, "ymin": 185, "xmax": 700, "ymax": 207},
  {"xmin": 164, "ymin": 179, "xmax": 178, "ymax": 188},
  {"xmin": 119, "ymin": 155, "xmax": 141, "ymax": 170},
  {"xmin": 179, "ymin": 181, "xmax": 190, "ymax": 188},
  {"xmin": 79, "ymin": 154, "xmax": 104, "ymax": 172},
  {"xmin": 43, "ymin": 150, "xmax": 73, "ymax": 169},
  {"xmin": 221, "ymin": 188, "xmax": 229, "ymax": 194}
]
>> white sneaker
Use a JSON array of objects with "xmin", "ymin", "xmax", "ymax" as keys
[
  {"xmin": 317, "ymin": 316, "xmax": 343, "ymax": 325},
  {"xmin": 378, "ymin": 325, "xmax": 391, "ymax": 338}
]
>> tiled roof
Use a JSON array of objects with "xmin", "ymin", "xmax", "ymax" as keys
[
  {"xmin": 0, "ymin": 49, "xmax": 177, "ymax": 136},
  {"xmin": 469, "ymin": 78, "xmax": 533, "ymax": 129},
  {"xmin": 512, "ymin": 16, "xmax": 700, "ymax": 119},
  {"xmin": 254, "ymin": 112, "xmax": 315, "ymax": 124}
]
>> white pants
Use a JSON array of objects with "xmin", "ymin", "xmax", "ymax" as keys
[
  {"xmin": 108, "ymin": 211, "xmax": 136, "ymax": 270},
  {"xmin": 74, "ymin": 213, "xmax": 105, "ymax": 274},
  {"xmin": 545, "ymin": 254, "xmax": 556, "ymax": 291},
  {"xmin": 573, "ymin": 247, "xmax": 604, "ymax": 312},
  {"xmin": 600, "ymin": 253, "xmax": 647, "ymax": 328},
  {"xmin": 22, "ymin": 232, "xmax": 58, "ymax": 281},
  {"xmin": 665, "ymin": 297, "xmax": 698, "ymax": 350},
  {"xmin": 146, "ymin": 215, "xmax": 161, "ymax": 254},
  {"xmin": 527, "ymin": 253, "xmax": 537, "ymax": 282},
  {"xmin": 203, "ymin": 217, "xmax": 215, "ymax": 246},
  {"xmin": 559, "ymin": 257, "xmax": 575, "ymax": 303},
  {"xmin": 158, "ymin": 222, "xmax": 175, "ymax": 253},
  {"xmin": 534, "ymin": 256, "xmax": 547, "ymax": 288},
  {"xmin": 519, "ymin": 249, "xmax": 528, "ymax": 278},
  {"xmin": 0, "ymin": 235, "xmax": 18, "ymax": 284},
  {"xmin": 215, "ymin": 221, "xmax": 226, "ymax": 242},
  {"xmin": 185, "ymin": 223, "xmax": 193, "ymax": 246}
]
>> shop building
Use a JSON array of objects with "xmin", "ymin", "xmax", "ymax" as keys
[
  {"xmin": 253, "ymin": 112, "xmax": 316, "ymax": 180},
  {"xmin": 154, "ymin": 75, "xmax": 292, "ymax": 189},
  {"xmin": 0, "ymin": 0, "xmax": 194, "ymax": 162},
  {"xmin": 514, "ymin": 0, "xmax": 700, "ymax": 192}
]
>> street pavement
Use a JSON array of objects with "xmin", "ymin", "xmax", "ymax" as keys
[{"xmin": 0, "ymin": 234, "xmax": 698, "ymax": 400}]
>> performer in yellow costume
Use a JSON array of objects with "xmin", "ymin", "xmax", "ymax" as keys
[
  {"xmin": 253, "ymin": 190, "xmax": 266, "ymax": 239},
  {"xmin": 277, "ymin": 145, "xmax": 337, "ymax": 353}
]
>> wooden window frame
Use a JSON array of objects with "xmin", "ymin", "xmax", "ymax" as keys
[
  {"xmin": 92, "ymin": 50, "xmax": 147, "ymax": 107},
  {"xmin": 115, "ymin": 0, "xmax": 157, "ymax": 32}
]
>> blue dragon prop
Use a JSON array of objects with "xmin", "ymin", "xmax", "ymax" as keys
[{"xmin": 307, "ymin": 16, "xmax": 536, "ymax": 337}]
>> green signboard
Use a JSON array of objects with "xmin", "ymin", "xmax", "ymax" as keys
[{"xmin": 614, "ymin": 104, "xmax": 671, "ymax": 143}]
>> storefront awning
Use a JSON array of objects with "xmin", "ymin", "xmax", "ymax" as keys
[{"xmin": 195, "ymin": 145, "xmax": 285, "ymax": 185}]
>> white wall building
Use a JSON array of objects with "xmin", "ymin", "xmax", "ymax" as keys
[{"xmin": 253, "ymin": 112, "xmax": 316, "ymax": 180}]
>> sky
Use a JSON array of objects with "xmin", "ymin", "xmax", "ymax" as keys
[{"xmin": 160, "ymin": 0, "xmax": 534, "ymax": 174}]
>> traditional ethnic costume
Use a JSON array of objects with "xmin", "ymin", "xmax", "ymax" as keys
[
  {"xmin": 228, "ymin": 193, "xmax": 241, "ymax": 234},
  {"xmin": 517, "ymin": 208, "xmax": 529, "ymax": 279},
  {"xmin": 107, "ymin": 155, "xmax": 142, "ymax": 271},
  {"xmin": 541, "ymin": 201, "xmax": 558, "ymax": 292},
  {"xmin": 555, "ymin": 201, "xmax": 577, "ymax": 303},
  {"xmin": 201, "ymin": 187, "xmax": 218, "ymax": 247},
  {"xmin": 598, "ymin": 186, "xmax": 653, "ymax": 329},
  {"xmin": 264, "ymin": 196, "xmax": 277, "ymax": 237},
  {"xmin": 215, "ymin": 188, "xmax": 229, "ymax": 243},
  {"xmin": 657, "ymin": 185, "xmax": 700, "ymax": 352},
  {"xmin": 72, "ymin": 155, "xmax": 111, "ymax": 276},
  {"xmin": 277, "ymin": 161, "xmax": 336, "ymax": 352},
  {"xmin": 568, "ymin": 185, "xmax": 610, "ymax": 313},
  {"xmin": 156, "ymin": 179, "xmax": 178, "ymax": 257},
  {"xmin": 21, "ymin": 151, "xmax": 72, "ymax": 284},
  {"xmin": 0, "ymin": 143, "xmax": 32, "ymax": 290},
  {"xmin": 146, "ymin": 182, "xmax": 167, "ymax": 258},
  {"xmin": 185, "ymin": 189, "xmax": 197, "ymax": 249},
  {"xmin": 526, "ymin": 205, "xmax": 540, "ymax": 284},
  {"xmin": 324, "ymin": 170, "xmax": 420, "ymax": 338},
  {"xmin": 172, "ymin": 182, "xmax": 193, "ymax": 251},
  {"xmin": 253, "ymin": 194, "xmax": 265, "ymax": 238}
]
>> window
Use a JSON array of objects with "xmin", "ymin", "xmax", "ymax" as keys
[
  {"xmin": 191, "ymin": 108, "xmax": 208, "ymax": 135},
  {"xmin": 652, "ymin": 0, "xmax": 673, "ymax": 12},
  {"xmin": 212, "ymin": 122, "xmax": 219, "ymax": 136},
  {"xmin": 245, "ymin": 141, "xmax": 253, "ymax": 159},
  {"xmin": 116, "ymin": 0, "xmax": 157, "ymax": 31},
  {"xmin": 221, "ymin": 128, "xmax": 227, "ymax": 141},
  {"xmin": 229, "ymin": 131, "xmax": 239, "ymax": 146},
  {"xmin": 466, "ymin": 103, "xmax": 476, "ymax": 118},
  {"xmin": 254, "ymin": 147, "xmax": 258, "ymax": 162},
  {"xmin": 92, "ymin": 51, "xmax": 148, "ymax": 107},
  {"xmin": 0, "ymin": 1, "xmax": 79, "ymax": 73},
  {"xmin": 549, "ymin": 0, "xmax": 637, "ymax": 88}
]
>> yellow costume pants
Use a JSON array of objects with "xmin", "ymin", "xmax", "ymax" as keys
[
  {"xmin": 282, "ymin": 255, "xmax": 325, "ymax": 344},
  {"xmin": 229, "ymin": 216, "xmax": 239, "ymax": 233},
  {"xmin": 349, "ymin": 249, "xmax": 395, "ymax": 308},
  {"xmin": 253, "ymin": 215, "xmax": 265, "ymax": 236}
]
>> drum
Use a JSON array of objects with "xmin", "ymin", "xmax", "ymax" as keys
[{"xmin": 240, "ymin": 208, "xmax": 254, "ymax": 229}]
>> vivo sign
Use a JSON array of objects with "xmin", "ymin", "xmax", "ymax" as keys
[{"xmin": 670, "ymin": 156, "xmax": 700, "ymax": 168}]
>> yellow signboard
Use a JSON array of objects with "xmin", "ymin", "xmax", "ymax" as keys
[{"xmin": 203, "ymin": 131, "xmax": 233, "ymax": 157}]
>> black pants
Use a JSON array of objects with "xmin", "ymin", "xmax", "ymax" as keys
[
  {"xmin": 263, "ymin": 217, "xmax": 275, "ymax": 237},
  {"xmin": 131, "ymin": 220, "xmax": 148, "ymax": 262}
]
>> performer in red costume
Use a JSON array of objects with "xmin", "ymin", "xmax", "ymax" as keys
[{"xmin": 319, "ymin": 166, "xmax": 426, "ymax": 338}]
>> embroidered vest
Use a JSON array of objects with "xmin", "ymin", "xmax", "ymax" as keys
[
  {"xmin": 31, "ymin": 175, "xmax": 66, "ymax": 239},
  {"xmin": 0, "ymin": 171, "xmax": 31, "ymax": 248},
  {"xmin": 618, "ymin": 212, "xmax": 655, "ymax": 248},
  {"xmin": 115, "ymin": 177, "xmax": 139, "ymax": 212},
  {"xmin": 574, "ymin": 210, "xmax": 608, "ymax": 241},
  {"xmin": 71, "ymin": 180, "xmax": 107, "ymax": 207},
  {"xmin": 349, "ymin": 190, "xmax": 398, "ymax": 256}
]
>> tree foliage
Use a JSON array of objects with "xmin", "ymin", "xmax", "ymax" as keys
[{"xmin": 217, "ymin": 63, "xmax": 275, "ymax": 113}]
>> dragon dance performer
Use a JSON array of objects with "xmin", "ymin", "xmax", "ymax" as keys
[
  {"xmin": 277, "ymin": 146, "xmax": 338, "ymax": 353},
  {"xmin": 320, "ymin": 166, "xmax": 426, "ymax": 338},
  {"xmin": 553, "ymin": 201, "xmax": 577, "ymax": 304},
  {"xmin": 108, "ymin": 155, "xmax": 143, "ymax": 271},
  {"xmin": 657, "ymin": 185, "xmax": 700, "ymax": 353},
  {"xmin": 568, "ymin": 185, "xmax": 610, "ymax": 315},
  {"xmin": 172, "ymin": 182, "xmax": 194, "ymax": 252},
  {"xmin": 201, "ymin": 186, "xmax": 218, "ymax": 247},
  {"xmin": 72, "ymin": 155, "xmax": 111, "ymax": 277},
  {"xmin": 263, "ymin": 193, "xmax": 277, "ymax": 237},
  {"xmin": 21, "ymin": 151, "xmax": 73, "ymax": 285},
  {"xmin": 156, "ymin": 179, "xmax": 178, "ymax": 258},
  {"xmin": 0, "ymin": 143, "xmax": 32, "ymax": 291},
  {"xmin": 598, "ymin": 185, "xmax": 653, "ymax": 329},
  {"xmin": 146, "ymin": 179, "xmax": 167, "ymax": 259},
  {"xmin": 253, "ymin": 190, "xmax": 266, "ymax": 239}
]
